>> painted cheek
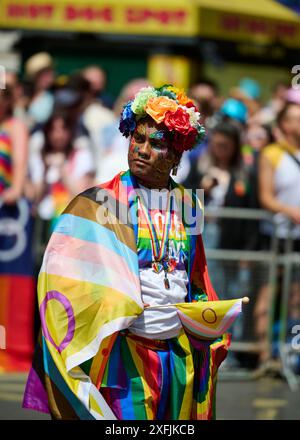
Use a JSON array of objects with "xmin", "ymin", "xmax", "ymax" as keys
[{"xmin": 129, "ymin": 140, "xmax": 139, "ymax": 155}]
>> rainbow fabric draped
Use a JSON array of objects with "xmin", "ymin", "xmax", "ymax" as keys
[{"xmin": 23, "ymin": 170, "xmax": 239, "ymax": 419}]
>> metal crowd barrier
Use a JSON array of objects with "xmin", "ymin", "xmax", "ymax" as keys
[
  {"xmin": 203, "ymin": 207, "xmax": 300, "ymax": 389},
  {"xmin": 277, "ymin": 232, "xmax": 300, "ymax": 391}
]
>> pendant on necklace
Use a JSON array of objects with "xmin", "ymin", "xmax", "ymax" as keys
[
  {"xmin": 152, "ymin": 261, "xmax": 163, "ymax": 273},
  {"xmin": 164, "ymin": 271, "xmax": 170, "ymax": 290}
]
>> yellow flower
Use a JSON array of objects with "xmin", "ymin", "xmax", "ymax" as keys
[{"xmin": 145, "ymin": 96, "xmax": 178, "ymax": 124}]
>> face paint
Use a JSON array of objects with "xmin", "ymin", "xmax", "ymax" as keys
[
  {"xmin": 128, "ymin": 118, "xmax": 180, "ymax": 188},
  {"xmin": 137, "ymin": 123, "xmax": 147, "ymax": 137},
  {"xmin": 149, "ymin": 130, "xmax": 168, "ymax": 143},
  {"xmin": 149, "ymin": 130, "xmax": 169, "ymax": 159}
]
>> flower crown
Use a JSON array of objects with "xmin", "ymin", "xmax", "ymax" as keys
[{"xmin": 119, "ymin": 84, "xmax": 206, "ymax": 153}]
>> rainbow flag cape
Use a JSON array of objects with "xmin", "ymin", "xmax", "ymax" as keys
[{"xmin": 23, "ymin": 170, "xmax": 238, "ymax": 420}]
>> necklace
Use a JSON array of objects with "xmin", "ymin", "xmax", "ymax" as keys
[{"xmin": 137, "ymin": 189, "xmax": 176, "ymax": 290}]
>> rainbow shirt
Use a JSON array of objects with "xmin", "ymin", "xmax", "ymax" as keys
[
  {"xmin": 136, "ymin": 185, "xmax": 189, "ymax": 271},
  {"xmin": 0, "ymin": 123, "xmax": 13, "ymax": 193},
  {"xmin": 129, "ymin": 186, "xmax": 191, "ymax": 340}
]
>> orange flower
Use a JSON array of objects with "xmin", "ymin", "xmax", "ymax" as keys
[
  {"xmin": 145, "ymin": 96, "xmax": 178, "ymax": 124},
  {"xmin": 167, "ymin": 86, "xmax": 190, "ymax": 106},
  {"xmin": 177, "ymin": 91, "xmax": 191, "ymax": 106}
]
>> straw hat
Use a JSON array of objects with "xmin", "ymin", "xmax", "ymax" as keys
[{"xmin": 25, "ymin": 52, "xmax": 54, "ymax": 78}]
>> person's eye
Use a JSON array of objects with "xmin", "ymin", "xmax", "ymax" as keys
[
  {"xmin": 152, "ymin": 144, "xmax": 167, "ymax": 151},
  {"xmin": 134, "ymin": 134, "xmax": 144, "ymax": 143}
]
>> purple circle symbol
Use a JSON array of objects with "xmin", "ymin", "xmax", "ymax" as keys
[{"xmin": 40, "ymin": 290, "xmax": 75, "ymax": 353}]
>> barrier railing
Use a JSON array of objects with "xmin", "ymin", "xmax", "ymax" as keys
[
  {"xmin": 277, "ymin": 231, "xmax": 300, "ymax": 391},
  {"xmin": 203, "ymin": 207, "xmax": 299, "ymax": 387}
]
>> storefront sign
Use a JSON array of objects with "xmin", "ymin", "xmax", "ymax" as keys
[
  {"xmin": 0, "ymin": 0, "xmax": 198, "ymax": 37},
  {"xmin": 200, "ymin": 10, "xmax": 300, "ymax": 48}
]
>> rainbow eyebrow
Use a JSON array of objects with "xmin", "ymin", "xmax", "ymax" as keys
[
  {"xmin": 135, "ymin": 125, "xmax": 147, "ymax": 136},
  {"xmin": 149, "ymin": 130, "xmax": 168, "ymax": 143}
]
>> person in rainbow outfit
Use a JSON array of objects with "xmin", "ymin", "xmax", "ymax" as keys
[{"xmin": 23, "ymin": 85, "xmax": 241, "ymax": 420}]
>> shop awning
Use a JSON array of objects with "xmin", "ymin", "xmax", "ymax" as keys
[
  {"xmin": 0, "ymin": 0, "xmax": 198, "ymax": 37},
  {"xmin": 196, "ymin": 0, "xmax": 300, "ymax": 48},
  {"xmin": 0, "ymin": 0, "xmax": 300, "ymax": 48},
  {"xmin": 196, "ymin": 0, "xmax": 300, "ymax": 22}
]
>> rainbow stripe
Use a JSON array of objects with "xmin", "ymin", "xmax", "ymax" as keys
[
  {"xmin": 23, "ymin": 170, "xmax": 232, "ymax": 420},
  {"xmin": 0, "ymin": 199, "xmax": 35, "ymax": 372},
  {"xmin": 100, "ymin": 330, "xmax": 230, "ymax": 420},
  {"xmin": 0, "ymin": 127, "xmax": 13, "ymax": 192}
]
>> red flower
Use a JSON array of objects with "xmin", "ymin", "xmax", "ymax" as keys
[
  {"xmin": 185, "ymin": 100, "xmax": 198, "ymax": 111},
  {"xmin": 164, "ymin": 108, "xmax": 191, "ymax": 135},
  {"xmin": 173, "ymin": 126, "xmax": 198, "ymax": 153}
]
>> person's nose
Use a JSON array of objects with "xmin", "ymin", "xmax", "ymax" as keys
[{"xmin": 137, "ymin": 139, "xmax": 151, "ymax": 160}]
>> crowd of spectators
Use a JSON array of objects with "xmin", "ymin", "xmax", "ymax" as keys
[{"xmin": 1, "ymin": 51, "xmax": 300, "ymax": 370}]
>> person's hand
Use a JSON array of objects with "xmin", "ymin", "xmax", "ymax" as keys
[
  {"xmin": 283, "ymin": 206, "xmax": 300, "ymax": 225},
  {"xmin": 1, "ymin": 186, "xmax": 21, "ymax": 205},
  {"xmin": 45, "ymin": 153, "xmax": 66, "ymax": 169},
  {"xmin": 200, "ymin": 175, "xmax": 218, "ymax": 193}
]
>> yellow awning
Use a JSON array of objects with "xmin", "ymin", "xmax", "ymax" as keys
[
  {"xmin": 0, "ymin": 0, "xmax": 300, "ymax": 48},
  {"xmin": 195, "ymin": 0, "xmax": 300, "ymax": 48},
  {"xmin": 0, "ymin": 0, "xmax": 198, "ymax": 37},
  {"xmin": 195, "ymin": 0, "xmax": 300, "ymax": 22}
]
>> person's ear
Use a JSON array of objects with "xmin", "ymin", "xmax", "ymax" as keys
[
  {"xmin": 172, "ymin": 154, "xmax": 182, "ymax": 176},
  {"xmin": 172, "ymin": 165, "xmax": 178, "ymax": 176}
]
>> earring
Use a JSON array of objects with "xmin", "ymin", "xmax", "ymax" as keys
[{"xmin": 172, "ymin": 165, "xmax": 178, "ymax": 176}]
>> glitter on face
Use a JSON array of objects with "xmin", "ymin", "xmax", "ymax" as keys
[
  {"xmin": 149, "ymin": 130, "xmax": 168, "ymax": 143},
  {"xmin": 128, "ymin": 119, "xmax": 180, "ymax": 188}
]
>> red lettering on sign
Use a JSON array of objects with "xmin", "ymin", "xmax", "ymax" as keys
[
  {"xmin": 246, "ymin": 19, "xmax": 268, "ymax": 34},
  {"xmin": 126, "ymin": 8, "xmax": 186, "ymax": 25},
  {"xmin": 275, "ymin": 23, "xmax": 296, "ymax": 37},
  {"xmin": 221, "ymin": 16, "xmax": 241, "ymax": 31},
  {"xmin": 7, "ymin": 4, "xmax": 54, "ymax": 19},
  {"xmin": 64, "ymin": 6, "xmax": 113, "ymax": 22}
]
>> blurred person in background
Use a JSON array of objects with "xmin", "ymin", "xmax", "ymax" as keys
[
  {"xmin": 82, "ymin": 65, "xmax": 114, "ymax": 109},
  {"xmin": 220, "ymin": 97, "xmax": 248, "ymax": 127},
  {"xmin": 0, "ymin": 88, "xmax": 29, "ymax": 214},
  {"xmin": 230, "ymin": 77, "xmax": 261, "ymax": 119},
  {"xmin": 188, "ymin": 78, "xmax": 220, "ymax": 161},
  {"xmin": 249, "ymin": 80, "xmax": 289, "ymax": 127},
  {"xmin": 29, "ymin": 111, "xmax": 95, "ymax": 237},
  {"xmin": 64, "ymin": 72, "xmax": 115, "ymax": 162},
  {"xmin": 184, "ymin": 121, "xmax": 258, "ymax": 253},
  {"xmin": 256, "ymin": 102, "xmax": 300, "ymax": 365},
  {"xmin": 189, "ymin": 78, "xmax": 219, "ymax": 122},
  {"xmin": 183, "ymin": 121, "xmax": 258, "ymax": 358},
  {"xmin": 29, "ymin": 73, "xmax": 93, "ymax": 167},
  {"xmin": 0, "ymin": 87, "xmax": 35, "ymax": 372},
  {"xmin": 242, "ymin": 124, "xmax": 273, "ymax": 177},
  {"xmin": 259, "ymin": 102, "xmax": 300, "ymax": 248},
  {"xmin": 5, "ymin": 71, "xmax": 30, "ymax": 123},
  {"xmin": 25, "ymin": 52, "xmax": 55, "ymax": 131}
]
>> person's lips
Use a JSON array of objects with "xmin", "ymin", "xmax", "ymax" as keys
[{"xmin": 133, "ymin": 158, "xmax": 150, "ymax": 166}]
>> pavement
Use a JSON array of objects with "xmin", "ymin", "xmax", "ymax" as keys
[{"xmin": 0, "ymin": 373, "xmax": 299, "ymax": 420}]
